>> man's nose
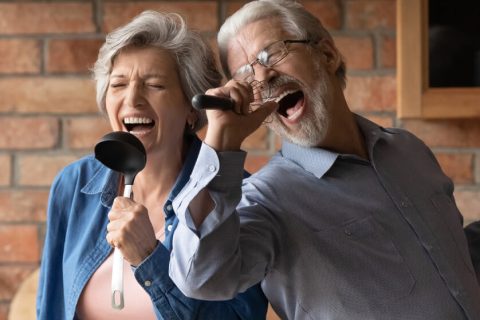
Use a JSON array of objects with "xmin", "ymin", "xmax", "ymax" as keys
[{"xmin": 253, "ymin": 64, "xmax": 277, "ymax": 83}]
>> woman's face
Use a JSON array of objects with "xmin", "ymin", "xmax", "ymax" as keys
[{"xmin": 105, "ymin": 46, "xmax": 193, "ymax": 155}]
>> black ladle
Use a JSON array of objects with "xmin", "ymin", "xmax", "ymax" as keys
[{"xmin": 94, "ymin": 131, "xmax": 146, "ymax": 310}]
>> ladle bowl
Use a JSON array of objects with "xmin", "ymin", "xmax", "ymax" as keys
[{"xmin": 94, "ymin": 131, "xmax": 146, "ymax": 185}]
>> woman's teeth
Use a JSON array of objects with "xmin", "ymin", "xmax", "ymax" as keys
[{"xmin": 123, "ymin": 117, "xmax": 153, "ymax": 124}]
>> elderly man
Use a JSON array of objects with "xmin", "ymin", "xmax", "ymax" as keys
[{"xmin": 169, "ymin": 0, "xmax": 480, "ymax": 319}]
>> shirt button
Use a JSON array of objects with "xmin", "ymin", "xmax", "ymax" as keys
[
  {"xmin": 166, "ymin": 204, "xmax": 172, "ymax": 211},
  {"xmin": 167, "ymin": 225, "xmax": 173, "ymax": 232},
  {"xmin": 208, "ymin": 164, "xmax": 216, "ymax": 172},
  {"xmin": 144, "ymin": 280, "xmax": 152, "ymax": 287}
]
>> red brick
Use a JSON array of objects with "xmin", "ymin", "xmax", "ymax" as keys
[
  {"xmin": 402, "ymin": 120, "xmax": 480, "ymax": 148},
  {"xmin": 274, "ymin": 133, "xmax": 283, "ymax": 151},
  {"xmin": 18, "ymin": 155, "xmax": 79, "ymax": 187},
  {"xmin": 242, "ymin": 126, "xmax": 269, "ymax": 151},
  {"xmin": 103, "ymin": 2, "xmax": 218, "ymax": 33},
  {"xmin": 476, "ymin": 155, "xmax": 480, "ymax": 184},
  {"xmin": 434, "ymin": 153, "xmax": 474, "ymax": 184},
  {"xmin": 344, "ymin": 75, "xmax": 396, "ymax": 112},
  {"xmin": 47, "ymin": 39, "xmax": 104, "ymax": 74},
  {"xmin": 345, "ymin": 0, "xmax": 396, "ymax": 30},
  {"xmin": 0, "ymin": 190, "xmax": 49, "ymax": 223},
  {"xmin": 226, "ymin": 1, "xmax": 341, "ymax": 30},
  {"xmin": 454, "ymin": 189, "xmax": 480, "ymax": 224},
  {"xmin": 0, "ymin": 117, "xmax": 59, "ymax": 149},
  {"xmin": 380, "ymin": 34, "xmax": 396, "ymax": 68},
  {"xmin": 334, "ymin": 36, "xmax": 374, "ymax": 70},
  {"xmin": 302, "ymin": 0, "xmax": 342, "ymax": 30},
  {"xmin": 363, "ymin": 114, "xmax": 394, "ymax": 128},
  {"xmin": 245, "ymin": 155, "xmax": 271, "ymax": 174},
  {"xmin": 0, "ymin": 78, "xmax": 97, "ymax": 113},
  {"xmin": 0, "ymin": 266, "xmax": 37, "ymax": 301},
  {"xmin": 0, "ymin": 3, "xmax": 95, "ymax": 35},
  {"xmin": 65, "ymin": 117, "xmax": 111, "ymax": 150},
  {"xmin": 0, "ymin": 39, "xmax": 41, "ymax": 74},
  {"xmin": 0, "ymin": 225, "xmax": 39, "ymax": 262},
  {"xmin": 0, "ymin": 156, "xmax": 11, "ymax": 186},
  {"xmin": 226, "ymin": 1, "xmax": 249, "ymax": 16}
]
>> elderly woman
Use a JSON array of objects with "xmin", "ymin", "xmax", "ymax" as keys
[{"xmin": 36, "ymin": 11, "xmax": 267, "ymax": 320}]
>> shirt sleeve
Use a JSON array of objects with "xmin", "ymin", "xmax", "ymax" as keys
[
  {"xmin": 169, "ymin": 143, "xmax": 277, "ymax": 301},
  {"xmin": 133, "ymin": 234, "xmax": 268, "ymax": 320},
  {"xmin": 36, "ymin": 168, "xmax": 71, "ymax": 320}
]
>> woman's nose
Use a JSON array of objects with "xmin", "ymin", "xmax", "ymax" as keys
[{"xmin": 125, "ymin": 83, "xmax": 145, "ymax": 108}]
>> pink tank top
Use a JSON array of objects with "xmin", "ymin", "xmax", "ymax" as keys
[{"xmin": 76, "ymin": 231, "xmax": 165, "ymax": 319}]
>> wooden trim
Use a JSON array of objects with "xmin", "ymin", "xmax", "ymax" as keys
[{"xmin": 397, "ymin": 0, "xmax": 480, "ymax": 119}]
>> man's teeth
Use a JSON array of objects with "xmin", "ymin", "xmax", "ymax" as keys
[
  {"xmin": 123, "ymin": 117, "xmax": 153, "ymax": 124},
  {"xmin": 272, "ymin": 90, "xmax": 298, "ymax": 103}
]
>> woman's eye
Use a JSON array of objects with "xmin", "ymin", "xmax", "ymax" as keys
[{"xmin": 110, "ymin": 83, "xmax": 126, "ymax": 88}]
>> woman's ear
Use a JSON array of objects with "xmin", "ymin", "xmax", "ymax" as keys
[{"xmin": 186, "ymin": 108, "xmax": 198, "ymax": 131}]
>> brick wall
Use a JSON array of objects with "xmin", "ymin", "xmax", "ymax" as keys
[{"xmin": 0, "ymin": 0, "xmax": 479, "ymax": 317}]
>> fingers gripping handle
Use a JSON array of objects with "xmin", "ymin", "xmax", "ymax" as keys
[
  {"xmin": 111, "ymin": 184, "xmax": 132, "ymax": 310},
  {"xmin": 192, "ymin": 94, "xmax": 235, "ymax": 110}
]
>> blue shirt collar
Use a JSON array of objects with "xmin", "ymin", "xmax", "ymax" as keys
[{"xmin": 281, "ymin": 114, "xmax": 396, "ymax": 179}]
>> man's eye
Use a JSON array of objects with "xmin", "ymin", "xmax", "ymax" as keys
[{"xmin": 147, "ymin": 83, "xmax": 165, "ymax": 89}]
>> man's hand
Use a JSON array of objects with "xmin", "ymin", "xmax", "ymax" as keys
[{"xmin": 204, "ymin": 80, "xmax": 278, "ymax": 151}]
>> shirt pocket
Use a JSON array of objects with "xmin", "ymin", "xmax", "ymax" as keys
[
  {"xmin": 309, "ymin": 216, "xmax": 415, "ymax": 308},
  {"xmin": 431, "ymin": 194, "xmax": 475, "ymax": 274}
]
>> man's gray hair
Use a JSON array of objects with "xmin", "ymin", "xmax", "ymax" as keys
[
  {"xmin": 93, "ymin": 10, "xmax": 222, "ymax": 131},
  {"xmin": 217, "ymin": 0, "xmax": 346, "ymax": 88}
]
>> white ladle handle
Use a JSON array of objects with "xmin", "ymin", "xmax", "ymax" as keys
[{"xmin": 111, "ymin": 184, "xmax": 133, "ymax": 309}]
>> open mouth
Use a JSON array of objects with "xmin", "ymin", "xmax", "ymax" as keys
[
  {"xmin": 123, "ymin": 117, "xmax": 155, "ymax": 132},
  {"xmin": 276, "ymin": 90, "xmax": 304, "ymax": 118}
]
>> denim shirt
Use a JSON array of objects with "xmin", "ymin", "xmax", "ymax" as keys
[{"xmin": 36, "ymin": 136, "xmax": 267, "ymax": 320}]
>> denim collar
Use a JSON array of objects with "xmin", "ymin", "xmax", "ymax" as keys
[{"xmin": 80, "ymin": 135, "xmax": 202, "ymax": 209}]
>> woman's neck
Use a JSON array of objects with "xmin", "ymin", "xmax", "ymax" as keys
[{"xmin": 128, "ymin": 142, "xmax": 187, "ymax": 232}]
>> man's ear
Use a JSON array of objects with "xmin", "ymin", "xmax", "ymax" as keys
[{"xmin": 318, "ymin": 39, "xmax": 343, "ymax": 74}]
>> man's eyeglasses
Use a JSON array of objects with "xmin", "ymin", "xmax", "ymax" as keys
[{"xmin": 232, "ymin": 39, "xmax": 313, "ymax": 82}]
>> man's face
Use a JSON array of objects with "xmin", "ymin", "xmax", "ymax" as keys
[{"xmin": 226, "ymin": 18, "xmax": 339, "ymax": 147}]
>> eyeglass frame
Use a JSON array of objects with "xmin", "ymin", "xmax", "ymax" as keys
[{"xmin": 232, "ymin": 39, "xmax": 315, "ymax": 81}]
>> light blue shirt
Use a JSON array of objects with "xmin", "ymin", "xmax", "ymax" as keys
[
  {"xmin": 171, "ymin": 115, "xmax": 480, "ymax": 320},
  {"xmin": 36, "ymin": 136, "xmax": 268, "ymax": 320}
]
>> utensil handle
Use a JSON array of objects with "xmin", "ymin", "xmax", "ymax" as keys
[
  {"xmin": 111, "ymin": 248, "xmax": 124, "ymax": 309},
  {"xmin": 110, "ymin": 184, "xmax": 132, "ymax": 310}
]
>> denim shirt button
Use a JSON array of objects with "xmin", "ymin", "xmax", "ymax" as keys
[
  {"xmin": 167, "ymin": 225, "xmax": 173, "ymax": 232},
  {"xmin": 144, "ymin": 280, "xmax": 152, "ymax": 287},
  {"xmin": 166, "ymin": 204, "xmax": 172, "ymax": 211}
]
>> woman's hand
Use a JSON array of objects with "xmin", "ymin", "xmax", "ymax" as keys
[
  {"xmin": 204, "ymin": 80, "xmax": 278, "ymax": 152},
  {"xmin": 106, "ymin": 197, "xmax": 157, "ymax": 266}
]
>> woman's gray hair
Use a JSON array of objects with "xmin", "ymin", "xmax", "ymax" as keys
[
  {"xmin": 93, "ymin": 10, "xmax": 222, "ymax": 132},
  {"xmin": 217, "ymin": 0, "xmax": 346, "ymax": 88}
]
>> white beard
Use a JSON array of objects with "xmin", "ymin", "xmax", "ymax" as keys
[{"xmin": 266, "ymin": 66, "xmax": 332, "ymax": 147}]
